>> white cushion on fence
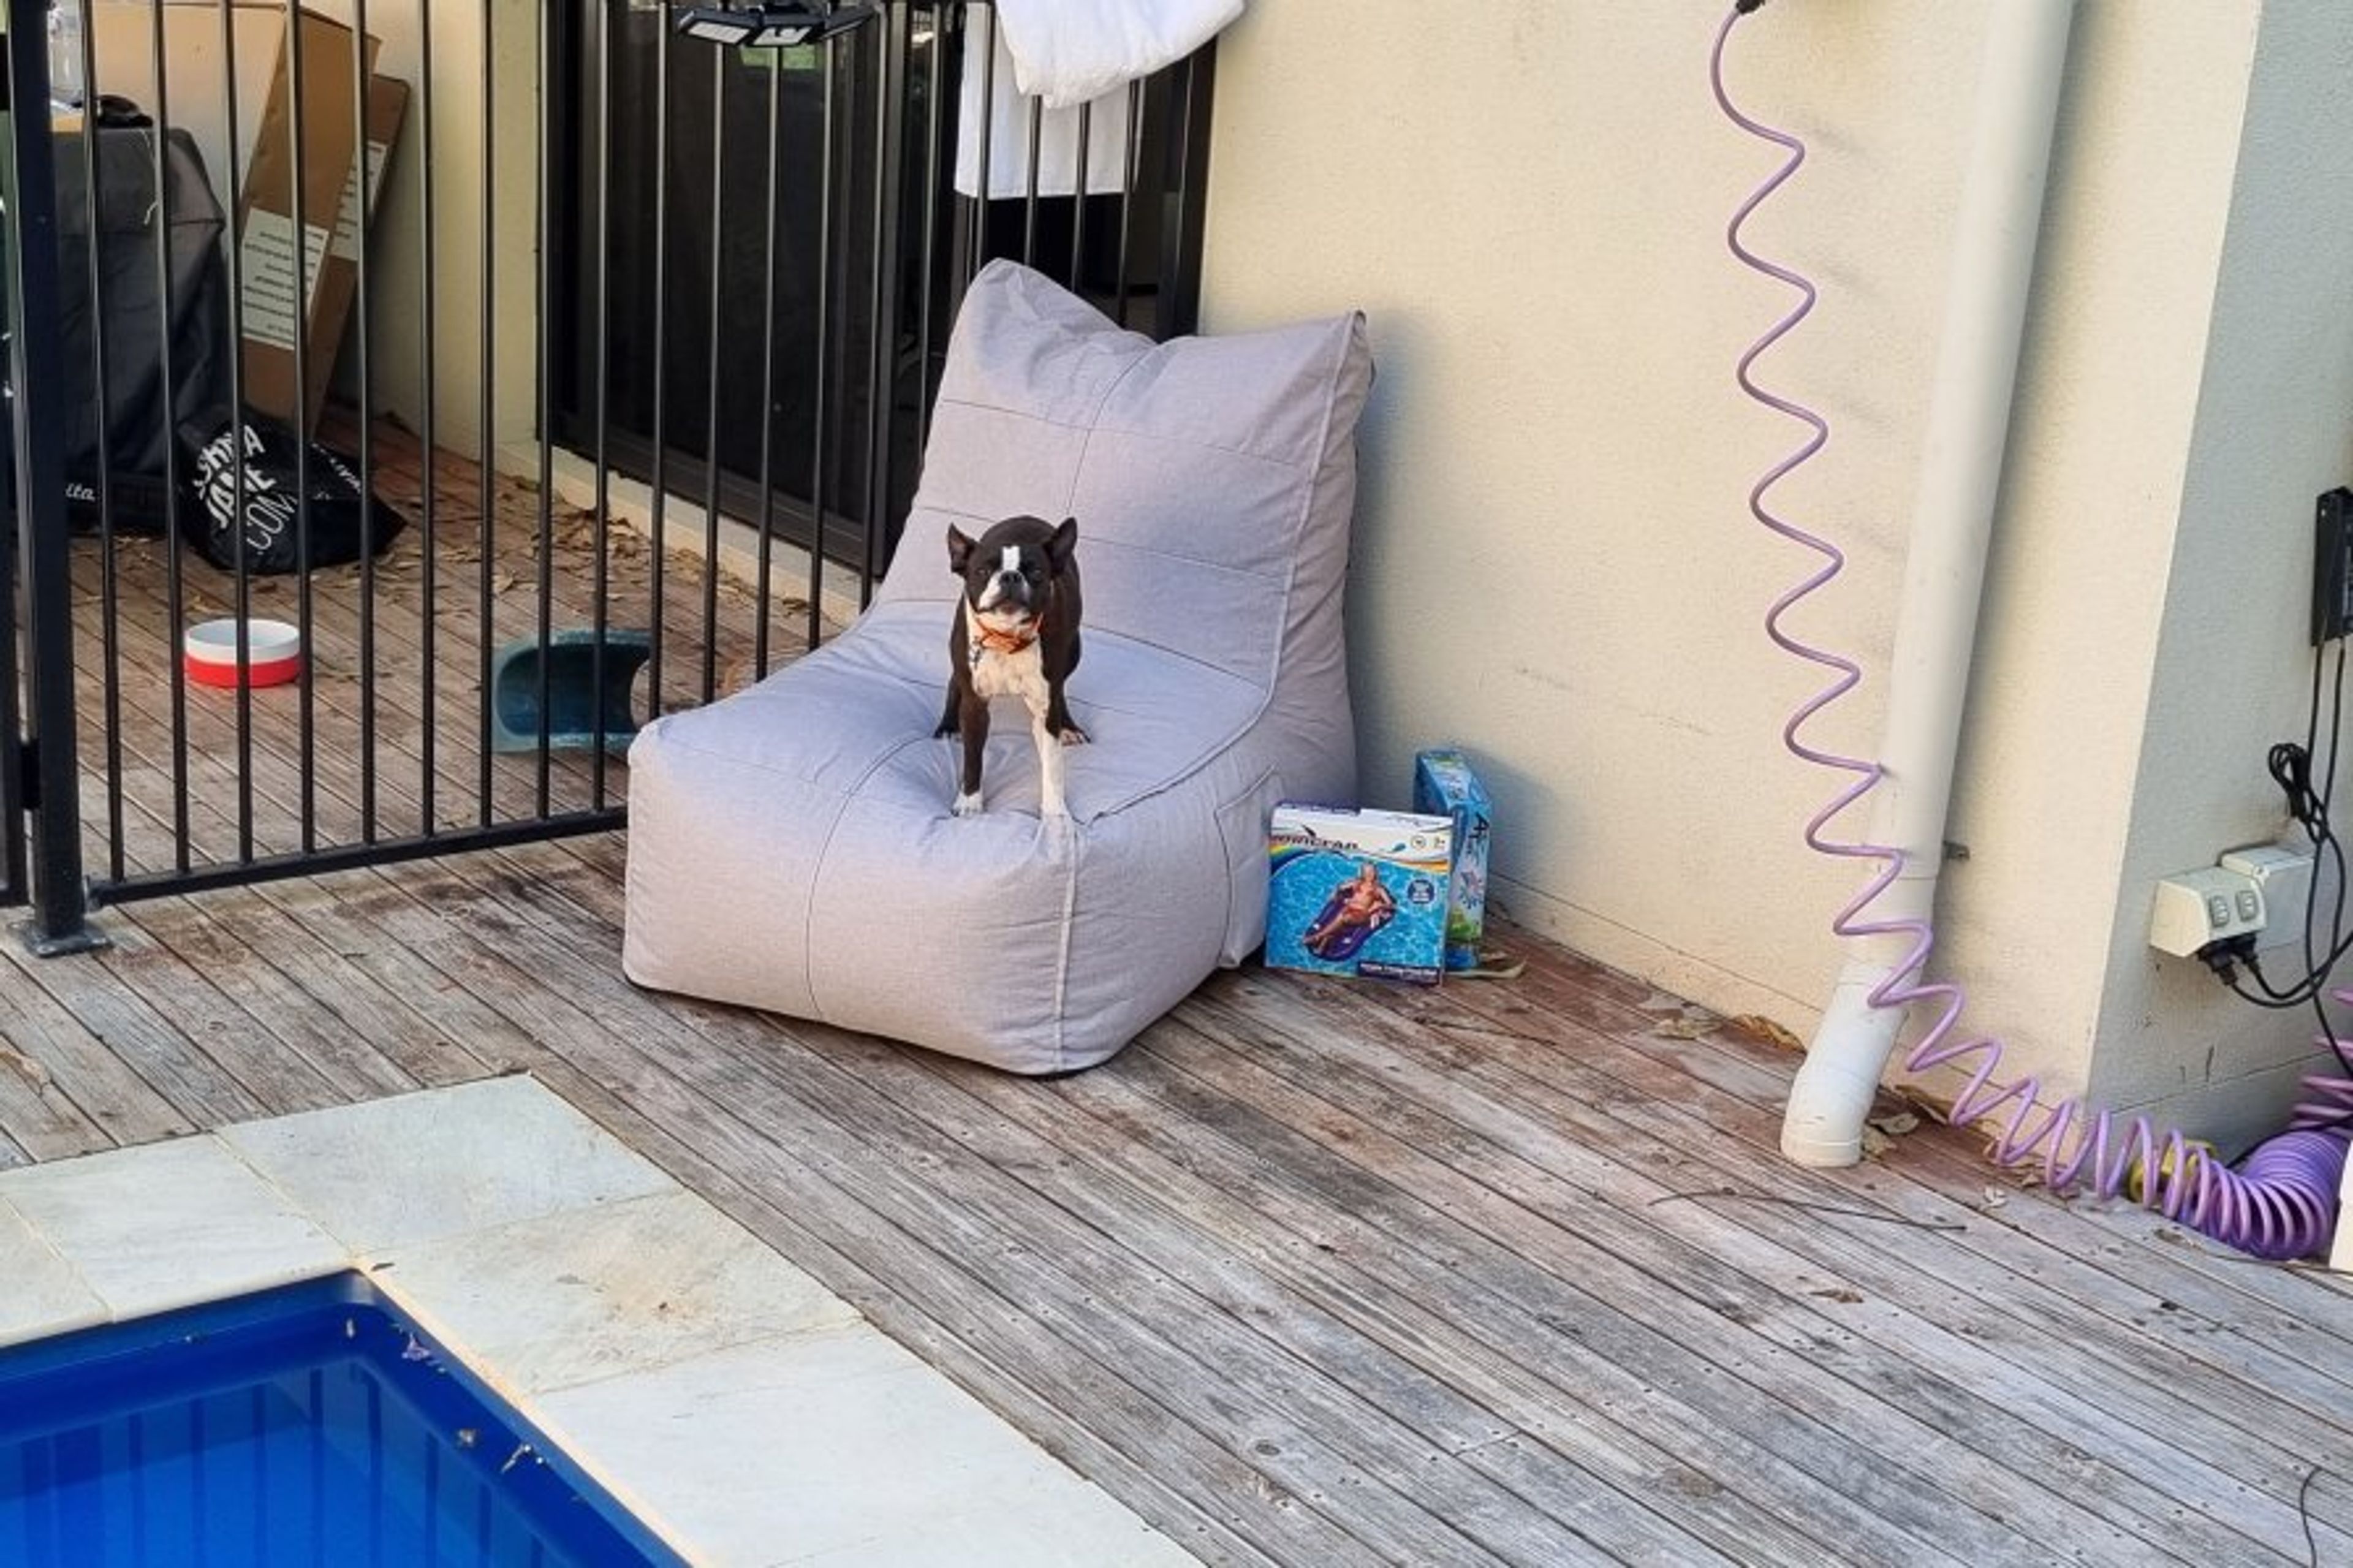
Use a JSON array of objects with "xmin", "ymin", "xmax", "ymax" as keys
[{"xmin": 622, "ymin": 260, "xmax": 1373, "ymax": 1074}]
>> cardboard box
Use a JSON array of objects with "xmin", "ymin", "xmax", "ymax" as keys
[
  {"xmin": 1264, "ymin": 804, "xmax": 1454, "ymax": 986},
  {"xmin": 317, "ymin": 75, "xmax": 407, "ymax": 417},
  {"xmin": 90, "ymin": 5, "xmax": 294, "ymax": 233},
  {"xmin": 235, "ymin": 9, "xmax": 390, "ymax": 434},
  {"xmin": 1414, "ymin": 747, "xmax": 1493, "ymax": 971}
]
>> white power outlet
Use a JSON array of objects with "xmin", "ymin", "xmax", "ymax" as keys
[
  {"xmin": 2219, "ymin": 843, "xmax": 2318, "ymax": 953},
  {"xmin": 2150, "ymin": 866, "xmax": 2266, "ymax": 956},
  {"xmin": 2149, "ymin": 841, "xmax": 2322, "ymax": 959}
]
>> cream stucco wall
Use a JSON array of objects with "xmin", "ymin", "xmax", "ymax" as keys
[
  {"xmin": 348, "ymin": 0, "xmax": 544, "ymax": 458},
  {"xmin": 1201, "ymin": 0, "xmax": 2346, "ymax": 1150},
  {"xmin": 2083, "ymin": 1, "xmax": 2353, "ymax": 1132}
]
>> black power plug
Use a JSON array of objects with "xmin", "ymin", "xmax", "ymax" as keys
[
  {"xmin": 2197, "ymin": 933, "xmax": 2257, "ymax": 984},
  {"xmin": 2312, "ymin": 487, "xmax": 2353, "ymax": 645}
]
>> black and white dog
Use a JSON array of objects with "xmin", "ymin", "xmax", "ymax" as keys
[{"xmin": 936, "ymin": 515, "xmax": 1086, "ymax": 818}]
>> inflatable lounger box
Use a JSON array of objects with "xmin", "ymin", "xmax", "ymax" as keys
[
  {"xmin": 1263, "ymin": 803, "xmax": 1455, "ymax": 987},
  {"xmin": 622, "ymin": 260, "xmax": 1375, "ymax": 1074}
]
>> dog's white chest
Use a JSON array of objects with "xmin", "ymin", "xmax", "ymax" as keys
[{"xmin": 969, "ymin": 640, "xmax": 1049, "ymax": 710}]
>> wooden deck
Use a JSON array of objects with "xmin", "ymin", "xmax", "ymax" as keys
[
  {"xmin": 63, "ymin": 415, "xmax": 825, "ymax": 885},
  {"xmin": 10, "ymin": 433, "xmax": 2353, "ymax": 1564}
]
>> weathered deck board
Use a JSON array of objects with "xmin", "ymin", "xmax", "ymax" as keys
[
  {"xmin": 0, "ymin": 941, "xmax": 194, "ymax": 1151},
  {"xmin": 1298, "ymin": 975, "xmax": 2339, "ymax": 1561},
  {"xmin": 9, "ymin": 425, "xmax": 2353, "ymax": 1565},
  {"xmin": 0, "ymin": 930, "xmax": 267, "ymax": 1132},
  {"xmin": 1038, "ymin": 1018, "xmax": 1971, "ymax": 1567},
  {"xmin": 66, "ymin": 419, "xmax": 820, "ymax": 882},
  {"xmin": 316, "ymin": 853, "xmax": 1358, "ymax": 1568},
  {"xmin": 424, "ymin": 844, "xmax": 1592, "ymax": 1567},
  {"xmin": 1441, "ymin": 977, "xmax": 2353, "ymax": 1480},
  {"xmin": 1406, "ymin": 958, "xmax": 2353, "ymax": 1550},
  {"xmin": 0, "ymin": 981, "xmax": 121, "ymax": 1162},
  {"xmin": 1146, "ymin": 994, "xmax": 2104, "ymax": 1566}
]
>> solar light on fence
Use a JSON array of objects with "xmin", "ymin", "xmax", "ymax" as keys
[{"xmin": 669, "ymin": 2, "xmax": 876, "ymax": 48}]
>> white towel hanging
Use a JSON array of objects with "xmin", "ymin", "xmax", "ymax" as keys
[
  {"xmin": 993, "ymin": 0, "xmax": 1245, "ymax": 110},
  {"xmin": 954, "ymin": 19, "xmax": 1134, "ymax": 200},
  {"xmin": 951, "ymin": 0, "xmax": 1246, "ymax": 201}
]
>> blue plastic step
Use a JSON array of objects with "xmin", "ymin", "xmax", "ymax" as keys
[{"xmin": 490, "ymin": 629, "xmax": 654, "ymax": 754}]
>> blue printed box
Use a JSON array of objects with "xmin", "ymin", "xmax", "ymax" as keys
[
  {"xmin": 1264, "ymin": 803, "xmax": 1454, "ymax": 986},
  {"xmin": 1413, "ymin": 747, "xmax": 1493, "ymax": 972}
]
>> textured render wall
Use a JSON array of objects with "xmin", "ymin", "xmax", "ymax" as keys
[
  {"xmin": 297, "ymin": 0, "xmax": 544, "ymax": 457},
  {"xmin": 1200, "ymin": 0, "xmax": 1971, "ymax": 1026},
  {"xmin": 1200, "ymin": 0, "xmax": 2308, "ymax": 1143},
  {"xmin": 2077, "ymin": 3, "xmax": 2353, "ymax": 1144},
  {"xmin": 352, "ymin": 0, "xmax": 544, "ymax": 457}
]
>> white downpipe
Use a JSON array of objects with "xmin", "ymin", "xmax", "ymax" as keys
[{"xmin": 1779, "ymin": 0, "xmax": 2076, "ymax": 1169}]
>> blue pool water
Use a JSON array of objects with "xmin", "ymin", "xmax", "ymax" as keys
[{"xmin": 0, "ymin": 1274, "xmax": 682, "ymax": 1567}]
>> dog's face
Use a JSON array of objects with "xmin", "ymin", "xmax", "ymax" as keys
[{"xmin": 947, "ymin": 516, "xmax": 1077, "ymax": 631}]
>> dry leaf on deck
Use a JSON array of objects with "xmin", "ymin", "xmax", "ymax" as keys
[
  {"xmin": 1866, "ymin": 1111, "xmax": 1921, "ymax": 1138},
  {"xmin": 0, "ymin": 1045, "xmax": 54, "ymax": 1093},
  {"xmin": 1650, "ymin": 1014, "xmax": 1717, "ymax": 1041},
  {"xmin": 1729, "ymin": 1014, "xmax": 1805, "ymax": 1053}
]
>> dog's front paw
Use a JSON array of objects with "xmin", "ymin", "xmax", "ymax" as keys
[
  {"xmin": 1058, "ymin": 724, "xmax": 1089, "ymax": 746},
  {"xmin": 952, "ymin": 791, "xmax": 983, "ymax": 817}
]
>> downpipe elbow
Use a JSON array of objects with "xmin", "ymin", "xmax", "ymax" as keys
[{"xmin": 1780, "ymin": 968, "xmax": 1906, "ymax": 1167}]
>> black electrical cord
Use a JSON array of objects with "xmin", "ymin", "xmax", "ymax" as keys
[
  {"xmin": 2236, "ymin": 955, "xmax": 2353, "ymax": 1078},
  {"xmin": 2293, "ymin": 642, "xmax": 2349, "ymax": 1001},
  {"xmin": 2232, "ymin": 642, "xmax": 2353, "ymax": 1013},
  {"xmin": 2210, "ymin": 638, "xmax": 2353, "ymax": 1118}
]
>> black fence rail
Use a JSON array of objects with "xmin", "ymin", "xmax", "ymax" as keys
[{"xmin": 1, "ymin": 0, "xmax": 1212, "ymax": 948}]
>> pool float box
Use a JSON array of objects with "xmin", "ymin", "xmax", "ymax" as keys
[
  {"xmin": 1414, "ymin": 747, "xmax": 1493, "ymax": 971},
  {"xmin": 1265, "ymin": 804, "xmax": 1453, "ymax": 985}
]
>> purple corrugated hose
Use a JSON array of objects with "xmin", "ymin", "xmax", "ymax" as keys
[{"xmin": 1711, "ymin": 3, "xmax": 2350, "ymax": 1260}]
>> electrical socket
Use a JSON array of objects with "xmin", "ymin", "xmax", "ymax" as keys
[
  {"xmin": 2219, "ymin": 843, "xmax": 2317, "ymax": 952},
  {"xmin": 2148, "ymin": 841, "xmax": 2322, "ymax": 960},
  {"xmin": 2314, "ymin": 488, "xmax": 2353, "ymax": 645},
  {"xmin": 2150, "ymin": 866, "xmax": 2266, "ymax": 956}
]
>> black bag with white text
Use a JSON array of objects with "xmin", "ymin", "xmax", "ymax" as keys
[{"xmin": 184, "ymin": 412, "xmax": 406, "ymax": 575}]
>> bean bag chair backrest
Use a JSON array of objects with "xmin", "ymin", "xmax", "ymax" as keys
[{"xmin": 879, "ymin": 261, "xmax": 1374, "ymax": 695}]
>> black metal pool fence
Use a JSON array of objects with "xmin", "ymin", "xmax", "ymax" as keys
[{"xmin": 0, "ymin": 0, "xmax": 1213, "ymax": 949}]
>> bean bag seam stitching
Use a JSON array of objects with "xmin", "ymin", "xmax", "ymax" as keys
[
  {"xmin": 802, "ymin": 733, "xmax": 932, "ymax": 1025},
  {"xmin": 926, "ymin": 395, "xmax": 1322, "ymax": 471}
]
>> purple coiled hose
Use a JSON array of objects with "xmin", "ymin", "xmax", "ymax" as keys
[{"xmin": 1709, "ymin": 4, "xmax": 2351, "ymax": 1261}]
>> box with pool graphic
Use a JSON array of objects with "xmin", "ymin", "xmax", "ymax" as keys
[
  {"xmin": 1414, "ymin": 746, "xmax": 1493, "ymax": 971},
  {"xmin": 1264, "ymin": 803, "xmax": 1455, "ymax": 986}
]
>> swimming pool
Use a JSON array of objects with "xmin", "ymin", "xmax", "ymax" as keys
[{"xmin": 0, "ymin": 1273, "xmax": 683, "ymax": 1567}]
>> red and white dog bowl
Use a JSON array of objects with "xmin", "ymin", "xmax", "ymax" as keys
[{"xmin": 183, "ymin": 618, "xmax": 303, "ymax": 689}]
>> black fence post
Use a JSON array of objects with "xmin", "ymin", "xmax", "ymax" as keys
[
  {"xmin": 3, "ymin": 0, "xmax": 101, "ymax": 953},
  {"xmin": 0, "ymin": 284, "xmax": 19, "ymax": 909},
  {"xmin": 865, "ymin": 2, "xmax": 908, "ymax": 581},
  {"xmin": 1156, "ymin": 44, "xmax": 1214, "ymax": 341}
]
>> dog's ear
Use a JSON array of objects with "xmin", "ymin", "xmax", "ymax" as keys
[
  {"xmin": 947, "ymin": 525, "xmax": 977, "ymax": 576},
  {"xmin": 1045, "ymin": 516, "xmax": 1078, "ymax": 570}
]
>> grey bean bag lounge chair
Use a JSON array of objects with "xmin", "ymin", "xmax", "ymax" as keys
[{"xmin": 623, "ymin": 261, "xmax": 1374, "ymax": 1074}]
